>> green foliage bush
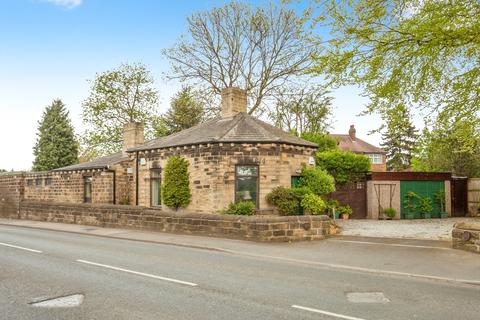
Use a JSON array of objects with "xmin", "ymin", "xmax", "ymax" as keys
[
  {"xmin": 337, "ymin": 205, "xmax": 352, "ymax": 216},
  {"xmin": 316, "ymin": 150, "xmax": 371, "ymax": 185},
  {"xmin": 384, "ymin": 207, "xmax": 396, "ymax": 218},
  {"xmin": 221, "ymin": 201, "xmax": 255, "ymax": 216},
  {"xmin": 162, "ymin": 156, "xmax": 191, "ymax": 210},
  {"xmin": 435, "ymin": 190, "xmax": 446, "ymax": 212},
  {"xmin": 418, "ymin": 197, "xmax": 433, "ymax": 216},
  {"xmin": 266, "ymin": 186, "xmax": 302, "ymax": 216},
  {"xmin": 300, "ymin": 133, "xmax": 338, "ymax": 152},
  {"xmin": 301, "ymin": 193, "xmax": 327, "ymax": 215},
  {"xmin": 298, "ymin": 166, "xmax": 335, "ymax": 195}
]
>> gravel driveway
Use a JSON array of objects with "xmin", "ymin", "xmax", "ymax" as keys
[{"xmin": 335, "ymin": 218, "xmax": 479, "ymax": 240}]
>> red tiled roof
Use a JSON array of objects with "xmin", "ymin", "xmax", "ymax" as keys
[{"xmin": 329, "ymin": 134, "xmax": 386, "ymax": 154}]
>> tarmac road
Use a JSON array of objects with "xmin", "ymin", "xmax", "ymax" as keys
[{"xmin": 0, "ymin": 224, "xmax": 479, "ymax": 320}]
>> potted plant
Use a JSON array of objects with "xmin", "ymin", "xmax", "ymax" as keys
[
  {"xmin": 383, "ymin": 207, "xmax": 396, "ymax": 220},
  {"xmin": 338, "ymin": 205, "xmax": 352, "ymax": 220},
  {"xmin": 326, "ymin": 199, "xmax": 340, "ymax": 219},
  {"xmin": 418, "ymin": 196, "xmax": 433, "ymax": 219},
  {"xmin": 403, "ymin": 191, "xmax": 418, "ymax": 219},
  {"xmin": 435, "ymin": 190, "xmax": 448, "ymax": 218}
]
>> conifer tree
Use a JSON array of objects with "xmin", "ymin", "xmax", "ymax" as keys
[
  {"xmin": 162, "ymin": 156, "xmax": 191, "ymax": 210},
  {"xmin": 33, "ymin": 99, "xmax": 78, "ymax": 171},
  {"xmin": 379, "ymin": 105, "xmax": 418, "ymax": 171},
  {"xmin": 162, "ymin": 86, "xmax": 204, "ymax": 135}
]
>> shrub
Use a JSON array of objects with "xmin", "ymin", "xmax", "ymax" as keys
[
  {"xmin": 325, "ymin": 199, "xmax": 340, "ymax": 217},
  {"xmin": 301, "ymin": 193, "xmax": 327, "ymax": 215},
  {"xmin": 403, "ymin": 191, "xmax": 419, "ymax": 213},
  {"xmin": 435, "ymin": 190, "xmax": 446, "ymax": 212},
  {"xmin": 221, "ymin": 201, "xmax": 255, "ymax": 216},
  {"xmin": 316, "ymin": 150, "xmax": 371, "ymax": 185},
  {"xmin": 384, "ymin": 207, "xmax": 396, "ymax": 219},
  {"xmin": 418, "ymin": 197, "xmax": 433, "ymax": 216},
  {"xmin": 337, "ymin": 205, "xmax": 352, "ymax": 216},
  {"xmin": 266, "ymin": 186, "xmax": 300, "ymax": 216},
  {"xmin": 162, "ymin": 156, "xmax": 191, "ymax": 210},
  {"xmin": 291, "ymin": 187, "xmax": 312, "ymax": 199},
  {"xmin": 298, "ymin": 166, "xmax": 335, "ymax": 196}
]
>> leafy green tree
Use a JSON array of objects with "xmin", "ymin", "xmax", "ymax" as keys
[
  {"xmin": 300, "ymin": 132, "xmax": 338, "ymax": 152},
  {"xmin": 270, "ymin": 85, "xmax": 333, "ymax": 135},
  {"xmin": 81, "ymin": 63, "xmax": 159, "ymax": 158},
  {"xmin": 32, "ymin": 100, "xmax": 78, "ymax": 171},
  {"xmin": 412, "ymin": 110, "xmax": 480, "ymax": 176},
  {"xmin": 162, "ymin": 156, "xmax": 191, "ymax": 210},
  {"xmin": 164, "ymin": 1, "xmax": 316, "ymax": 114},
  {"xmin": 316, "ymin": 150, "xmax": 371, "ymax": 185},
  {"xmin": 377, "ymin": 105, "xmax": 418, "ymax": 171},
  {"xmin": 310, "ymin": 0, "xmax": 480, "ymax": 118},
  {"xmin": 162, "ymin": 86, "xmax": 204, "ymax": 134},
  {"xmin": 298, "ymin": 166, "xmax": 335, "ymax": 195}
]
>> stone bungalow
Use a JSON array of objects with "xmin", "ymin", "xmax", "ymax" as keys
[{"xmin": 20, "ymin": 88, "xmax": 318, "ymax": 213}]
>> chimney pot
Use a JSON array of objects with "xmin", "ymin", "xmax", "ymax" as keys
[
  {"xmin": 221, "ymin": 87, "xmax": 247, "ymax": 117},
  {"xmin": 349, "ymin": 124, "xmax": 356, "ymax": 141},
  {"xmin": 123, "ymin": 122, "xmax": 145, "ymax": 155}
]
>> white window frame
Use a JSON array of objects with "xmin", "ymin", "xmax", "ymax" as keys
[{"xmin": 368, "ymin": 153, "xmax": 383, "ymax": 164}]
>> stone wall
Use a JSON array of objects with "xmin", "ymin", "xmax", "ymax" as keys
[
  {"xmin": 23, "ymin": 171, "xmax": 114, "ymax": 204},
  {"xmin": 0, "ymin": 173, "xmax": 24, "ymax": 219},
  {"xmin": 468, "ymin": 178, "xmax": 480, "ymax": 216},
  {"xmin": 452, "ymin": 221, "xmax": 480, "ymax": 254},
  {"xmin": 134, "ymin": 143, "xmax": 316, "ymax": 213},
  {"xmin": 19, "ymin": 201, "xmax": 334, "ymax": 242}
]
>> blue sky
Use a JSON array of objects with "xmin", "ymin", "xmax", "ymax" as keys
[{"xmin": 0, "ymin": 0, "xmax": 381, "ymax": 170}]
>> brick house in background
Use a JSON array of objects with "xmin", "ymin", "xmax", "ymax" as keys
[
  {"xmin": 16, "ymin": 88, "xmax": 318, "ymax": 213},
  {"xmin": 330, "ymin": 125, "xmax": 387, "ymax": 172}
]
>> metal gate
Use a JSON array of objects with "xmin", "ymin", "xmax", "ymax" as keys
[{"xmin": 451, "ymin": 177, "xmax": 468, "ymax": 217}]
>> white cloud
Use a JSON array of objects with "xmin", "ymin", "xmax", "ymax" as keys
[{"xmin": 42, "ymin": 0, "xmax": 83, "ymax": 9}]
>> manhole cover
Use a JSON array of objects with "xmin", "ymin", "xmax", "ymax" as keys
[
  {"xmin": 30, "ymin": 294, "xmax": 84, "ymax": 308},
  {"xmin": 346, "ymin": 292, "xmax": 390, "ymax": 304}
]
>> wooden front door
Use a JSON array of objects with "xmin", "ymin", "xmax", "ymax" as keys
[{"xmin": 451, "ymin": 177, "xmax": 468, "ymax": 217}]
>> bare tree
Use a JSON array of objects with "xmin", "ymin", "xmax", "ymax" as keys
[
  {"xmin": 270, "ymin": 85, "xmax": 333, "ymax": 135},
  {"xmin": 163, "ymin": 1, "xmax": 316, "ymax": 114}
]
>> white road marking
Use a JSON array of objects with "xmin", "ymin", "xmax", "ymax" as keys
[
  {"xmin": 0, "ymin": 242, "xmax": 42, "ymax": 253},
  {"xmin": 225, "ymin": 250, "xmax": 480, "ymax": 286},
  {"xmin": 292, "ymin": 305, "xmax": 366, "ymax": 320},
  {"xmin": 76, "ymin": 259, "xmax": 197, "ymax": 287},
  {"xmin": 330, "ymin": 239, "xmax": 451, "ymax": 250}
]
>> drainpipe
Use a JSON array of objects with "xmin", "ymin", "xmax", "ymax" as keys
[
  {"xmin": 135, "ymin": 151, "xmax": 139, "ymax": 206},
  {"xmin": 106, "ymin": 168, "xmax": 116, "ymax": 205}
]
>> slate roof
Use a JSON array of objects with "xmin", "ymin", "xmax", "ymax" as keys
[
  {"xmin": 330, "ymin": 134, "xmax": 386, "ymax": 154},
  {"xmin": 53, "ymin": 152, "xmax": 128, "ymax": 171},
  {"xmin": 129, "ymin": 113, "xmax": 317, "ymax": 152}
]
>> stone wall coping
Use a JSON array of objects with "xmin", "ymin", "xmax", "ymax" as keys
[
  {"xmin": 454, "ymin": 221, "xmax": 480, "ymax": 231},
  {"xmin": 20, "ymin": 200, "xmax": 329, "ymax": 223}
]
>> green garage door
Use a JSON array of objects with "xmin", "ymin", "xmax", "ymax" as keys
[{"xmin": 400, "ymin": 181, "xmax": 445, "ymax": 219}]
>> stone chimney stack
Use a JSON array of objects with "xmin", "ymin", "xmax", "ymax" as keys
[
  {"xmin": 123, "ymin": 122, "xmax": 145, "ymax": 155},
  {"xmin": 349, "ymin": 124, "xmax": 356, "ymax": 141},
  {"xmin": 221, "ymin": 87, "xmax": 247, "ymax": 118}
]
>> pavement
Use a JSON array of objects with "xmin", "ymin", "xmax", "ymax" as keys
[
  {"xmin": 335, "ymin": 217, "xmax": 479, "ymax": 240},
  {"xmin": 1, "ymin": 218, "xmax": 480, "ymax": 320}
]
